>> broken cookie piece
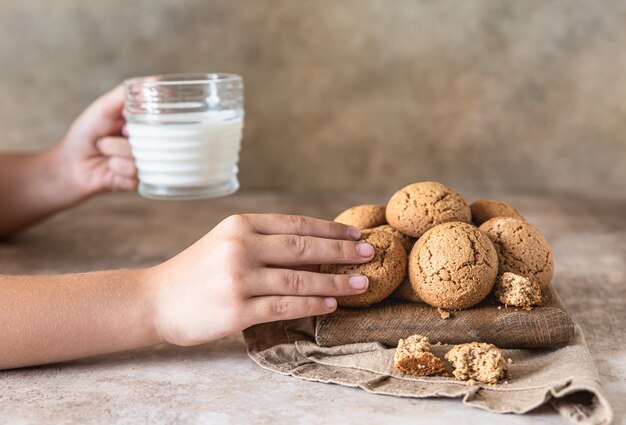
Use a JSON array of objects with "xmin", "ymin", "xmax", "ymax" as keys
[
  {"xmin": 445, "ymin": 342, "xmax": 508, "ymax": 384},
  {"xmin": 494, "ymin": 272, "xmax": 542, "ymax": 309},
  {"xmin": 394, "ymin": 334, "xmax": 447, "ymax": 376}
]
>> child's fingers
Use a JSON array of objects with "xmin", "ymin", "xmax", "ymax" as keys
[
  {"xmin": 108, "ymin": 157, "xmax": 137, "ymax": 178},
  {"xmin": 93, "ymin": 85, "xmax": 125, "ymax": 119},
  {"xmin": 111, "ymin": 175, "xmax": 138, "ymax": 191},
  {"xmin": 244, "ymin": 296, "xmax": 337, "ymax": 326},
  {"xmin": 292, "ymin": 264, "xmax": 320, "ymax": 272},
  {"xmin": 254, "ymin": 234, "xmax": 374, "ymax": 266},
  {"xmin": 97, "ymin": 136, "xmax": 133, "ymax": 158},
  {"xmin": 244, "ymin": 214, "xmax": 361, "ymax": 240},
  {"xmin": 243, "ymin": 269, "xmax": 368, "ymax": 297}
]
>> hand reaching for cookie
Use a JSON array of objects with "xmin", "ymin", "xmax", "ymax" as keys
[
  {"xmin": 150, "ymin": 214, "xmax": 374, "ymax": 346},
  {"xmin": 0, "ymin": 214, "xmax": 374, "ymax": 369}
]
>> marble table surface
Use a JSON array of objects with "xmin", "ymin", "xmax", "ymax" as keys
[{"xmin": 0, "ymin": 191, "xmax": 624, "ymax": 424}]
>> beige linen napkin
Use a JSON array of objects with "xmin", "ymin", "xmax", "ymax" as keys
[{"xmin": 243, "ymin": 317, "xmax": 612, "ymax": 424}]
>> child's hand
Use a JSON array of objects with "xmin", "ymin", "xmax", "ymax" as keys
[
  {"xmin": 0, "ymin": 85, "xmax": 139, "ymax": 235},
  {"xmin": 58, "ymin": 85, "xmax": 137, "ymax": 198},
  {"xmin": 149, "ymin": 214, "xmax": 374, "ymax": 346}
]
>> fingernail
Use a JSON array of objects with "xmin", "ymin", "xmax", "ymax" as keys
[
  {"xmin": 348, "ymin": 226, "xmax": 361, "ymax": 240},
  {"xmin": 323, "ymin": 297, "xmax": 337, "ymax": 309},
  {"xmin": 356, "ymin": 243, "xmax": 374, "ymax": 257},
  {"xmin": 348, "ymin": 275, "xmax": 369, "ymax": 290}
]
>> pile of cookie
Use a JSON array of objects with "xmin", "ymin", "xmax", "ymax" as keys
[
  {"xmin": 322, "ymin": 181, "xmax": 553, "ymax": 311},
  {"xmin": 321, "ymin": 181, "xmax": 555, "ymax": 383}
]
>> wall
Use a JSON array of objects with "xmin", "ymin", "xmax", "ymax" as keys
[{"xmin": 1, "ymin": 0, "xmax": 625, "ymax": 195}]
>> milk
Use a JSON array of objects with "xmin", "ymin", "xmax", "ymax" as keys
[{"xmin": 127, "ymin": 110, "xmax": 243, "ymax": 191}]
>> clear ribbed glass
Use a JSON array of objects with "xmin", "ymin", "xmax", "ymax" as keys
[{"xmin": 124, "ymin": 73, "xmax": 244, "ymax": 200}]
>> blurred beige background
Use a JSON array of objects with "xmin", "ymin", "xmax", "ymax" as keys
[{"xmin": 1, "ymin": 0, "xmax": 625, "ymax": 196}]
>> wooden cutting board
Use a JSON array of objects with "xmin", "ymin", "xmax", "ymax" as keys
[{"xmin": 315, "ymin": 284, "xmax": 575, "ymax": 348}]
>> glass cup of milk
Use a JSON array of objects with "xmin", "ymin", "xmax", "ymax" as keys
[{"xmin": 124, "ymin": 73, "xmax": 244, "ymax": 200}]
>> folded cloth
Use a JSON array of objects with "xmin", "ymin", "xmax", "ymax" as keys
[
  {"xmin": 316, "ymin": 285, "xmax": 575, "ymax": 348},
  {"xmin": 243, "ymin": 316, "xmax": 612, "ymax": 425}
]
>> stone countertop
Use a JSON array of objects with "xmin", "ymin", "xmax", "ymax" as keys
[{"xmin": 0, "ymin": 191, "xmax": 624, "ymax": 424}]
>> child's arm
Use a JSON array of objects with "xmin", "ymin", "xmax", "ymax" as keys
[
  {"xmin": 0, "ymin": 214, "xmax": 372, "ymax": 369},
  {"xmin": 0, "ymin": 86, "xmax": 136, "ymax": 236}
]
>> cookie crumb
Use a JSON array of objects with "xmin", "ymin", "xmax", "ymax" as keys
[
  {"xmin": 437, "ymin": 307, "xmax": 451, "ymax": 319},
  {"xmin": 466, "ymin": 379, "xmax": 477, "ymax": 386}
]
